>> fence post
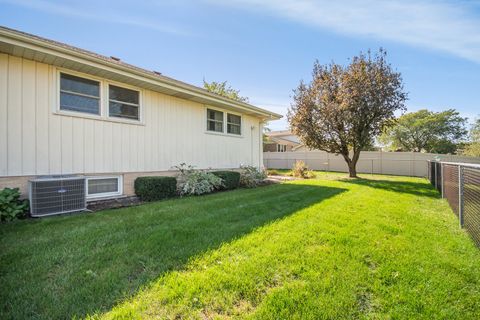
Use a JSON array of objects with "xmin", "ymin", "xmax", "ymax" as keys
[
  {"xmin": 458, "ymin": 165, "xmax": 464, "ymax": 228},
  {"xmin": 380, "ymin": 150, "xmax": 383, "ymax": 174},
  {"xmin": 441, "ymin": 163, "xmax": 445, "ymax": 198}
]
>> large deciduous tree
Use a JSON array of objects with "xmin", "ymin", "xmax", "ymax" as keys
[
  {"xmin": 380, "ymin": 109, "xmax": 467, "ymax": 154},
  {"xmin": 288, "ymin": 49, "xmax": 407, "ymax": 177},
  {"xmin": 203, "ymin": 80, "xmax": 249, "ymax": 103},
  {"xmin": 462, "ymin": 117, "xmax": 480, "ymax": 157}
]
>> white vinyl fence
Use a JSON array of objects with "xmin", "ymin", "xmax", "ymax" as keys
[{"xmin": 263, "ymin": 151, "xmax": 480, "ymax": 177}]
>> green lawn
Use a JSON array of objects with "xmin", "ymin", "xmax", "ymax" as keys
[{"xmin": 1, "ymin": 173, "xmax": 480, "ymax": 319}]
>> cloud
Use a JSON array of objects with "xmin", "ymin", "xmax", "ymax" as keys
[
  {"xmin": 1, "ymin": 0, "xmax": 193, "ymax": 36},
  {"xmin": 207, "ymin": 0, "xmax": 480, "ymax": 63}
]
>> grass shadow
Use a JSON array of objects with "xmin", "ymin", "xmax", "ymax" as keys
[
  {"xmin": 340, "ymin": 177, "xmax": 439, "ymax": 198},
  {"xmin": 0, "ymin": 183, "xmax": 345, "ymax": 319}
]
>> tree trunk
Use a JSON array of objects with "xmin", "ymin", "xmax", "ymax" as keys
[
  {"xmin": 341, "ymin": 151, "xmax": 359, "ymax": 178},
  {"xmin": 348, "ymin": 161, "xmax": 357, "ymax": 178},
  {"xmin": 348, "ymin": 150, "xmax": 361, "ymax": 178}
]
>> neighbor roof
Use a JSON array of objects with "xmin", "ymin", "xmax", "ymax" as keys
[{"xmin": 0, "ymin": 26, "xmax": 282, "ymax": 120}]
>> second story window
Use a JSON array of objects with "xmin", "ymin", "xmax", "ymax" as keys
[
  {"xmin": 207, "ymin": 109, "xmax": 224, "ymax": 132},
  {"xmin": 108, "ymin": 85, "xmax": 140, "ymax": 120},
  {"xmin": 60, "ymin": 73, "xmax": 100, "ymax": 115}
]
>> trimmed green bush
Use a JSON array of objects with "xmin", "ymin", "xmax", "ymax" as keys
[
  {"xmin": 134, "ymin": 176, "xmax": 177, "ymax": 201},
  {"xmin": 211, "ymin": 171, "xmax": 241, "ymax": 190}
]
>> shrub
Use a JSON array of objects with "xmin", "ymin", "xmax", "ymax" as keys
[
  {"xmin": 0, "ymin": 188, "xmax": 29, "ymax": 222},
  {"xmin": 175, "ymin": 163, "xmax": 224, "ymax": 196},
  {"xmin": 240, "ymin": 165, "xmax": 267, "ymax": 188},
  {"xmin": 292, "ymin": 160, "xmax": 316, "ymax": 179},
  {"xmin": 267, "ymin": 169, "xmax": 280, "ymax": 176},
  {"xmin": 134, "ymin": 176, "xmax": 177, "ymax": 201},
  {"xmin": 211, "ymin": 171, "xmax": 241, "ymax": 190}
]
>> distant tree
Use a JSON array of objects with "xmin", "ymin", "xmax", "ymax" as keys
[
  {"xmin": 263, "ymin": 126, "xmax": 271, "ymax": 144},
  {"xmin": 462, "ymin": 117, "xmax": 480, "ymax": 157},
  {"xmin": 203, "ymin": 80, "xmax": 249, "ymax": 103},
  {"xmin": 288, "ymin": 49, "xmax": 407, "ymax": 177},
  {"xmin": 380, "ymin": 109, "xmax": 468, "ymax": 154}
]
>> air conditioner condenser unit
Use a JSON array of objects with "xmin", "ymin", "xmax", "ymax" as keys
[{"xmin": 29, "ymin": 175, "xmax": 86, "ymax": 217}]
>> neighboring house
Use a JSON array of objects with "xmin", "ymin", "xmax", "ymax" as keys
[
  {"xmin": 0, "ymin": 26, "xmax": 281, "ymax": 199},
  {"xmin": 264, "ymin": 130, "xmax": 302, "ymax": 152}
]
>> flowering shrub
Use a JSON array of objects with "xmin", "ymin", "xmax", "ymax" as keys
[
  {"xmin": 240, "ymin": 165, "xmax": 267, "ymax": 188},
  {"xmin": 175, "ymin": 163, "xmax": 224, "ymax": 196}
]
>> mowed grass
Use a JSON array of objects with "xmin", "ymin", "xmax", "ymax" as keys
[{"xmin": 1, "ymin": 173, "xmax": 480, "ymax": 319}]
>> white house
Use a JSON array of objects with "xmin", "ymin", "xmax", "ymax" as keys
[
  {"xmin": 0, "ymin": 26, "xmax": 281, "ymax": 199},
  {"xmin": 263, "ymin": 130, "xmax": 302, "ymax": 152}
]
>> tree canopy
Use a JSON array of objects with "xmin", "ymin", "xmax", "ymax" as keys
[
  {"xmin": 379, "ymin": 109, "xmax": 467, "ymax": 154},
  {"xmin": 203, "ymin": 80, "xmax": 249, "ymax": 103},
  {"xmin": 462, "ymin": 117, "xmax": 480, "ymax": 157},
  {"xmin": 288, "ymin": 49, "xmax": 407, "ymax": 177}
]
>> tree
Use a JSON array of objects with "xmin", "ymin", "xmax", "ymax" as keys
[
  {"xmin": 462, "ymin": 117, "xmax": 480, "ymax": 157},
  {"xmin": 380, "ymin": 109, "xmax": 467, "ymax": 154},
  {"xmin": 288, "ymin": 49, "xmax": 407, "ymax": 177},
  {"xmin": 203, "ymin": 80, "xmax": 249, "ymax": 103},
  {"xmin": 262, "ymin": 126, "xmax": 271, "ymax": 144}
]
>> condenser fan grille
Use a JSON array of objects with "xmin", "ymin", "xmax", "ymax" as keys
[{"xmin": 29, "ymin": 176, "xmax": 86, "ymax": 217}]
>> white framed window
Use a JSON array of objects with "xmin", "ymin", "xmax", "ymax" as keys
[
  {"xmin": 207, "ymin": 108, "xmax": 224, "ymax": 133},
  {"xmin": 227, "ymin": 113, "xmax": 241, "ymax": 135},
  {"xmin": 60, "ymin": 73, "xmax": 101, "ymax": 115},
  {"xmin": 277, "ymin": 144, "xmax": 287, "ymax": 152},
  {"xmin": 86, "ymin": 176, "xmax": 123, "ymax": 199},
  {"xmin": 55, "ymin": 69, "xmax": 143, "ymax": 124},
  {"xmin": 205, "ymin": 107, "xmax": 243, "ymax": 137},
  {"xmin": 108, "ymin": 84, "xmax": 140, "ymax": 120}
]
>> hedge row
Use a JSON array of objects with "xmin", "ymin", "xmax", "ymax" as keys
[
  {"xmin": 135, "ymin": 170, "xmax": 240, "ymax": 201},
  {"xmin": 134, "ymin": 176, "xmax": 177, "ymax": 201},
  {"xmin": 211, "ymin": 171, "xmax": 241, "ymax": 190}
]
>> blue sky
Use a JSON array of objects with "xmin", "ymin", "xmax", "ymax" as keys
[{"xmin": 1, "ymin": 0, "xmax": 479, "ymax": 130}]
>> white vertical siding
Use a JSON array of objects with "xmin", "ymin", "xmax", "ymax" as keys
[
  {"xmin": 0, "ymin": 55, "xmax": 264, "ymax": 177},
  {"xmin": 35, "ymin": 62, "xmax": 49, "ymax": 174},
  {"xmin": 0, "ymin": 54, "xmax": 8, "ymax": 176}
]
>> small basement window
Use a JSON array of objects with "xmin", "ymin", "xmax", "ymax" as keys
[
  {"xmin": 207, "ymin": 109, "xmax": 224, "ymax": 132},
  {"xmin": 227, "ymin": 113, "xmax": 241, "ymax": 135},
  {"xmin": 86, "ymin": 176, "xmax": 123, "ymax": 199},
  {"xmin": 108, "ymin": 85, "xmax": 140, "ymax": 120},
  {"xmin": 60, "ymin": 73, "xmax": 100, "ymax": 115}
]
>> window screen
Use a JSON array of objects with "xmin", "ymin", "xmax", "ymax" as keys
[
  {"xmin": 109, "ymin": 85, "xmax": 140, "ymax": 120},
  {"xmin": 60, "ymin": 73, "xmax": 100, "ymax": 114},
  {"xmin": 207, "ymin": 109, "xmax": 224, "ymax": 132},
  {"xmin": 227, "ymin": 113, "xmax": 241, "ymax": 135},
  {"xmin": 87, "ymin": 178, "xmax": 119, "ymax": 195}
]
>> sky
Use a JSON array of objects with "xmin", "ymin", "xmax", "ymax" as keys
[{"xmin": 0, "ymin": 0, "xmax": 479, "ymax": 130}]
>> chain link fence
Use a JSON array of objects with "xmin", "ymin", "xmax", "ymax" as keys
[{"xmin": 428, "ymin": 161, "xmax": 480, "ymax": 246}]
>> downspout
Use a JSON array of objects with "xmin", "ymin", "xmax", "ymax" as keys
[{"xmin": 259, "ymin": 120, "xmax": 263, "ymax": 169}]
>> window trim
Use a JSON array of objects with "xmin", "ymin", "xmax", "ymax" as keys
[
  {"xmin": 54, "ymin": 68, "xmax": 144, "ymax": 125},
  {"xmin": 86, "ymin": 175, "xmax": 123, "ymax": 200},
  {"xmin": 204, "ymin": 106, "xmax": 244, "ymax": 138},
  {"xmin": 57, "ymin": 70, "xmax": 103, "ymax": 117}
]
